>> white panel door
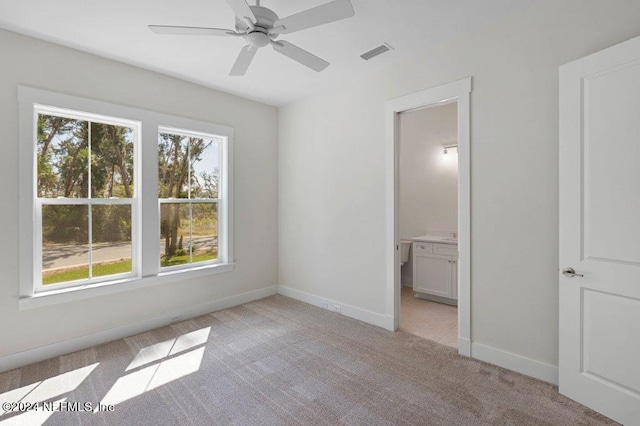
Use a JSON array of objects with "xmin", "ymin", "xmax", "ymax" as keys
[{"xmin": 559, "ymin": 35, "xmax": 640, "ymax": 426}]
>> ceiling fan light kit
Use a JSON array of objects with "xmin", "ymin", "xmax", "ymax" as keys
[{"xmin": 149, "ymin": 0, "xmax": 355, "ymax": 76}]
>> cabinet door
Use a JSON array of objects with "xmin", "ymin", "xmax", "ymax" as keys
[{"xmin": 414, "ymin": 254, "xmax": 451, "ymax": 298}]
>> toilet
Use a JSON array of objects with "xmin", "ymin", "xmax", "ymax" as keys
[{"xmin": 400, "ymin": 240, "xmax": 411, "ymax": 266}]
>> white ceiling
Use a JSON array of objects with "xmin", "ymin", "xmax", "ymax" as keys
[{"xmin": 0, "ymin": 0, "xmax": 539, "ymax": 106}]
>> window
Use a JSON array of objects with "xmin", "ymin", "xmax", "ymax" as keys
[
  {"xmin": 19, "ymin": 87, "xmax": 233, "ymax": 303},
  {"xmin": 158, "ymin": 128, "xmax": 221, "ymax": 269},
  {"xmin": 36, "ymin": 108, "xmax": 139, "ymax": 291}
]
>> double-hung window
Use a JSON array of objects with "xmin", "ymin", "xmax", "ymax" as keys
[
  {"xmin": 19, "ymin": 87, "xmax": 233, "ymax": 305},
  {"xmin": 158, "ymin": 128, "xmax": 222, "ymax": 270},
  {"xmin": 36, "ymin": 107, "xmax": 139, "ymax": 290}
]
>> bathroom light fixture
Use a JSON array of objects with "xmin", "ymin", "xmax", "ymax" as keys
[{"xmin": 443, "ymin": 144, "xmax": 458, "ymax": 154}]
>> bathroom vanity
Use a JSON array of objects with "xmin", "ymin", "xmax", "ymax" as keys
[{"xmin": 411, "ymin": 235, "xmax": 458, "ymax": 306}]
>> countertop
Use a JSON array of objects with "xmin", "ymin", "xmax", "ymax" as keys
[{"xmin": 411, "ymin": 235, "xmax": 458, "ymax": 245}]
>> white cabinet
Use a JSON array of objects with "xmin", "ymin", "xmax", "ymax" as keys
[{"xmin": 412, "ymin": 242, "xmax": 458, "ymax": 304}]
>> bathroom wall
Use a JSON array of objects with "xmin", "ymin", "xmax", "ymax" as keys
[{"xmin": 399, "ymin": 102, "xmax": 458, "ymax": 285}]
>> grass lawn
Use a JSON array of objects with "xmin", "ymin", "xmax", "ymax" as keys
[
  {"xmin": 43, "ymin": 252, "xmax": 218, "ymax": 285},
  {"xmin": 160, "ymin": 251, "xmax": 217, "ymax": 267},
  {"xmin": 43, "ymin": 259, "xmax": 132, "ymax": 285}
]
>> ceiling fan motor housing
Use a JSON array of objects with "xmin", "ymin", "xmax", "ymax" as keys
[{"xmin": 236, "ymin": 5, "xmax": 280, "ymax": 48}]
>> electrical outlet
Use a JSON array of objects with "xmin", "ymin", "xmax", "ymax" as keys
[
  {"xmin": 321, "ymin": 301, "xmax": 329, "ymax": 309},
  {"xmin": 331, "ymin": 304, "xmax": 341, "ymax": 314},
  {"xmin": 170, "ymin": 314, "xmax": 181, "ymax": 324}
]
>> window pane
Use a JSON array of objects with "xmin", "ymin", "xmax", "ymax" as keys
[
  {"xmin": 37, "ymin": 115, "xmax": 88, "ymax": 198},
  {"xmin": 192, "ymin": 203, "xmax": 218, "ymax": 264},
  {"xmin": 91, "ymin": 123, "xmax": 135, "ymax": 198},
  {"xmin": 92, "ymin": 205, "xmax": 132, "ymax": 278},
  {"xmin": 158, "ymin": 133, "xmax": 189, "ymax": 198},
  {"xmin": 42, "ymin": 204, "xmax": 89, "ymax": 285},
  {"xmin": 160, "ymin": 203, "xmax": 191, "ymax": 267},
  {"xmin": 190, "ymin": 138, "xmax": 219, "ymax": 199}
]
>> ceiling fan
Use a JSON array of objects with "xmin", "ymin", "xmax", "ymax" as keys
[{"xmin": 149, "ymin": 0, "xmax": 355, "ymax": 76}]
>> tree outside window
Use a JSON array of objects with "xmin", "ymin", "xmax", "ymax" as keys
[
  {"xmin": 37, "ymin": 112, "xmax": 136, "ymax": 286},
  {"xmin": 158, "ymin": 130, "xmax": 220, "ymax": 268}
]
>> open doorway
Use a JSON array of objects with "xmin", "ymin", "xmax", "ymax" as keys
[
  {"xmin": 385, "ymin": 78, "xmax": 471, "ymax": 356},
  {"xmin": 398, "ymin": 101, "xmax": 459, "ymax": 347}
]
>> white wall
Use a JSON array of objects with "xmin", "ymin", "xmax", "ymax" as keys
[
  {"xmin": 399, "ymin": 103, "xmax": 458, "ymax": 285},
  {"xmin": 399, "ymin": 103, "xmax": 458, "ymax": 238},
  {"xmin": 0, "ymin": 29, "xmax": 278, "ymax": 359},
  {"xmin": 278, "ymin": 0, "xmax": 640, "ymax": 367}
]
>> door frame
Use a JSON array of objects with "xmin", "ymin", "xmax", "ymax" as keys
[{"xmin": 385, "ymin": 77, "xmax": 472, "ymax": 356}]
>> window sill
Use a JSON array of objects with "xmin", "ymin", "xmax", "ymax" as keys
[{"xmin": 18, "ymin": 262, "xmax": 234, "ymax": 311}]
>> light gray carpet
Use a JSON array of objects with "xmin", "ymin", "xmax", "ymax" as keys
[{"xmin": 0, "ymin": 295, "xmax": 615, "ymax": 425}]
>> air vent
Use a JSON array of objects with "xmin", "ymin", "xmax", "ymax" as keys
[{"xmin": 360, "ymin": 43, "xmax": 393, "ymax": 61}]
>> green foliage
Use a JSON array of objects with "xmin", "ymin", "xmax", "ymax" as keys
[
  {"xmin": 158, "ymin": 133, "xmax": 219, "ymax": 260},
  {"xmin": 37, "ymin": 115, "xmax": 134, "ymax": 199},
  {"xmin": 90, "ymin": 123, "xmax": 134, "ymax": 198},
  {"xmin": 42, "ymin": 205, "xmax": 88, "ymax": 243},
  {"xmin": 37, "ymin": 116, "xmax": 87, "ymax": 197},
  {"xmin": 39, "ymin": 117, "xmax": 220, "ymax": 281},
  {"xmin": 38, "ymin": 115, "xmax": 134, "ymax": 245},
  {"xmin": 92, "ymin": 205, "xmax": 132, "ymax": 243}
]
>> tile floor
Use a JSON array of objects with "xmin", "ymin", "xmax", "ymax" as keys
[{"xmin": 400, "ymin": 286, "xmax": 458, "ymax": 347}]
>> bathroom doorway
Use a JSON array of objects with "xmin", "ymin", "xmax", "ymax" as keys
[
  {"xmin": 385, "ymin": 78, "xmax": 471, "ymax": 356},
  {"xmin": 398, "ymin": 101, "xmax": 459, "ymax": 348}
]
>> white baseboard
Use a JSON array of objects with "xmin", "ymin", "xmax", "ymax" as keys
[
  {"xmin": 458, "ymin": 337, "xmax": 471, "ymax": 357},
  {"xmin": 0, "ymin": 286, "xmax": 277, "ymax": 373},
  {"xmin": 277, "ymin": 285, "xmax": 394, "ymax": 330},
  {"xmin": 275, "ymin": 287, "xmax": 556, "ymax": 385},
  {"xmin": 471, "ymin": 342, "xmax": 558, "ymax": 385},
  {"xmin": 1, "ymin": 285, "xmax": 559, "ymax": 389}
]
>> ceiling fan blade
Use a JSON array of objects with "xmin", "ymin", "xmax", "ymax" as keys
[
  {"xmin": 148, "ymin": 25, "xmax": 236, "ymax": 36},
  {"xmin": 272, "ymin": 0, "xmax": 354, "ymax": 35},
  {"xmin": 271, "ymin": 40, "xmax": 329, "ymax": 72},
  {"xmin": 224, "ymin": 0, "xmax": 256, "ymax": 25},
  {"xmin": 230, "ymin": 45, "xmax": 258, "ymax": 76}
]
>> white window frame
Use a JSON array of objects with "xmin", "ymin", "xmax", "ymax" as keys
[
  {"xmin": 157, "ymin": 126, "xmax": 224, "ymax": 272},
  {"xmin": 18, "ymin": 87, "xmax": 234, "ymax": 310},
  {"xmin": 33, "ymin": 105, "xmax": 141, "ymax": 293}
]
